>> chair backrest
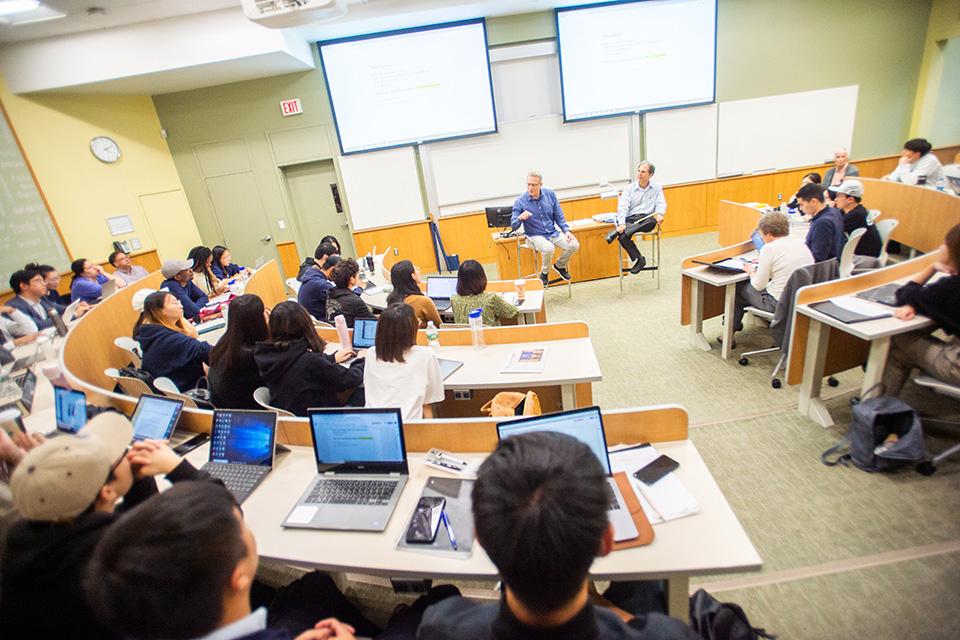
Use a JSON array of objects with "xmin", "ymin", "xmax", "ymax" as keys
[
  {"xmin": 285, "ymin": 277, "xmax": 301, "ymax": 295},
  {"xmin": 839, "ymin": 228, "xmax": 867, "ymax": 278},
  {"xmin": 770, "ymin": 258, "xmax": 839, "ymax": 349},
  {"xmin": 875, "ymin": 219, "xmax": 900, "ymax": 267},
  {"xmin": 113, "ymin": 336, "xmax": 142, "ymax": 366},
  {"xmin": 153, "ymin": 377, "xmax": 197, "ymax": 408},
  {"xmin": 865, "ymin": 209, "xmax": 881, "ymax": 225},
  {"xmin": 253, "ymin": 386, "xmax": 295, "ymax": 417},
  {"xmin": 105, "ymin": 367, "xmax": 152, "ymax": 398}
]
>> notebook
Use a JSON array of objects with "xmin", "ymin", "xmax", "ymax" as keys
[
  {"xmin": 425, "ymin": 277, "xmax": 458, "ymax": 312},
  {"xmin": 282, "ymin": 408, "xmax": 409, "ymax": 532},
  {"xmin": 201, "ymin": 410, "xmax": 277, "ymax": 504},
  {"xmin": 51, "ymin": 387, "xmax": 87, "ymax": 436},
  {"xmin": 130, "ymin": 394, "xmax": 184, "ymax": 442},
  {"xmin": 496, "ymin": 407, "xmax": 640, "ymax": 542}
]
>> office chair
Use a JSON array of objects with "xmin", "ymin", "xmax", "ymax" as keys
[
  {"xmin": 104, "ymin": 367, "xmax": 152, "ymax": 398},
  {"xmin": 739, "ymin": 258, "xmax": 841, "ymax": 389},
  {"xmin": 865, "ymin": 209, "xmax": 881, "ymax": 225},
  {"xmin": 114, "ymin": 336, "xmax": 142, "ymax": 367},
  {"xmin": 153, "ymin": 377, "xmax": 198, "ymax": 409},
  {"xmin": 913, "ymin": 376, "xmax": 960, "ymax": 476},
  {"xmin": 875, "ymin": 219, "xmax": 900, "ymax": 267},
  {"xmin": 253, "ymin": 386, "xmax": 295, "ymax": 417},
  {"xmin": 839, "ymin": 228, "xmax": 866, "ymax": 278}
]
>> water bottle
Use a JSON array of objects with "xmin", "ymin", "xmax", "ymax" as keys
[
  {"xmin": 425, "ymin": 321, "xmax": 440, "ymax": 350},
  {"xmin": 41, "ymin": 362, "xmax": 71, "ymax": 389},
  {"xmin": 334, "ymin": 315, "xmax": 351, "ymax": 350},
  {"xmin": 468, "ymin": 309, "xmax": 485, "ymax": 350},
  {"xmin": 48, "ymin": 307, "xmax": 67, "ymax": 337}
]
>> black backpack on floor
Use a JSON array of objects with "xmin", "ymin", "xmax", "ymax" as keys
[
  {"xmin": 689, "ymin": 589, "xmax": 776, "ymax": 640},
  {"xmin": 822, "ymin": 394, "xmax": 924, "ymax": 472}
]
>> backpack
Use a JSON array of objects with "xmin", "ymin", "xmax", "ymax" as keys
[
  {"xmin": 480, "ymin": 391, "xmax": 541, "ymax": 417},
  {"xmin": 822, "ymin": 394, "xmax": 924, "ymax": 472},
  {"xmin": 689, "ymin": 589, "xmax": 775, "ymax": 640}
]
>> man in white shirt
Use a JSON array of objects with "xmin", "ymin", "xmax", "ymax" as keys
[
  {"xmin": 727, "ymin": 211, "xmax": 813, "ymax": 342},
  {"xmin": 109, "ymin": 250, "xmax": 150, "ymax": 286},
  {"xmin": 882, "ymin": 138, "xmax": 944, "ymax": 186},
  {"xmin": 607, "ymin": 161, "xmax": 666, "ymax": 273}
]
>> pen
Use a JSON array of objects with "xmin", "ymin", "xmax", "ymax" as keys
[{"xmin": 440, "ymin": 510, "xmax": 457, "ymax": 550}]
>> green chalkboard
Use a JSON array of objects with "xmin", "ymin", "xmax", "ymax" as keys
[{"xmin": 0, "ymin": 103, "xmax": 69, "ymax": 289}]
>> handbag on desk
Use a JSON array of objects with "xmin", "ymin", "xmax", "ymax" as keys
[{"xmin": 480, "ymin": 391, "xmax": 541, "ymax": 417}]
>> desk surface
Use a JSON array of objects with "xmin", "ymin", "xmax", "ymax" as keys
[
  {"xmin": 188, "ymin": 439, "xmax": 761, "ymax": 582},
  {"xmin": 796, "ymin": 296, "xmax": 933, "ymax": 341},
  {"xmin": 362, "ymin": 287, "xmax": 545, "ymax": 320}
]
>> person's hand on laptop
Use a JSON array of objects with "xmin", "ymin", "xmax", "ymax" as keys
[
  {"xmin": 333, "ymin": 348, "xmax": 356, "ymax": 363},
  {"xmin": 127, "ymin": 440, "xmax": 181, "ymax": 478}
]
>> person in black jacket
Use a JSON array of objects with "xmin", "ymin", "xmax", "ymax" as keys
[
  {"xmin": 832, "ymin": 180, "xmax": 881, "ymax": 258},
  {"xmin": 882, "ymin": 223, "xmax": 960, "ymax": 395},
  {"xmin": 1, "ymin": 412, "xmax": 218, "ymax": 639},
  {"xmin": 134, "ymin": 290, "xmax": 212, "ymax": 391},
  {"xmin": 209, "ymin": 294, "xmax": 270, "ymax": 409},
  {"xmin": 325, "ymin": 258, "xmax": 375, "ymax": 328},
  {"xmin": 255, "ymin": 301, "xmax": 364, "ymax": 416}
]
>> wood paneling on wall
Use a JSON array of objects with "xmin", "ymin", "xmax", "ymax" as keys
[
  {"xmin": 353, "ymin": 220, "xmax": 439, "ymax": 274},
  {"xmin": 275, "ymin": 241, "xmax": 300, "ymax": 283}
]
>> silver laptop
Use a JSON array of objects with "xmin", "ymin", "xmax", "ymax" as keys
[
  {"xmin": 130, "ymin": 394, "xmax": 184, "ymax": 442},
  {"xmin": 201, "ymin": 410, "xmax": 277, "ymax": 504},
  {"xmin": 100, "ymin": 279, "xmax": 116, "ymax": 299},
  {"xmin": 496, "ymin": 407, "xmax": 640, "ymax": 542},
  {"xmin": 425, "ymin": 276, "xmax": 458, "ymax": 312},
  {"xmin": 282, "ymin": 407, "xmax": 408, "ymax": 532}
]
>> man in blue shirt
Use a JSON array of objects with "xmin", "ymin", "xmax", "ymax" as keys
[
  {"xmin": 160, "ymin": 258, "xmax": 208, "ymax": 322},
  {"xmin": 797, "ymin": 182, "xmax": 844, "ymax": 262},
  {"xmin": 607, "ymin": 161, "xmax": 666, "ymax": 273},
  {"xmin": 511, "ymin": 171, "xmax": 580, "ymax": 286}
]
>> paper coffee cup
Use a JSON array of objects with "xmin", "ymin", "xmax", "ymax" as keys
[{"xmin": 515, "ymin": 278, "xmax": 526, "ymax": 299}]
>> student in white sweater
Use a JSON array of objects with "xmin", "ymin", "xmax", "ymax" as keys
[
  {"xmin": 727, "ymin": 211, "xmax": 814, "ymax": 341},
  {"xmin": 364, "ymin": 303, "xmax": 444, "ymax": 420}
]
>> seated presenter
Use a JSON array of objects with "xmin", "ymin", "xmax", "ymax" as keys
[
  {"xmin": 883, "ymin": 138, "xmax": 944, "ymax": 186},
  {"xmin": 725, "ymin": 212, "xmax": 813, "ymax": 344},
  {"xmin": 511, "ymin": 171, "xmax": 579, "ymax": 287},
  {"xmin": 607, "ymin": 161, "xmax": 665, "ymax": 273},
  {"xmin": 881, "ymin": 223, "xmax": 960, "ymax": 396}
]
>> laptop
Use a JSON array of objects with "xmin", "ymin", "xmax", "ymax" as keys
[
  {"xmin": 201, "ymin": 410, "xmax": 277, "ymax": 504},
  {"xmin": 750, "ymin": 229, "xmax": 765, "ymax": 252},
  {"xmin": 4, "ymin": 369, "xmax": 38, "ymax": 416},
  {"xmin": 496, "ymin": 407, "xmax": 640, "ymax": 542},
  {"xmin": 100, "ymin": 279, "xmax": 116, "ymax": 299},
  {"xmin": 438, "ymin": 358, "xmax": 464, "ymax": 380},
  {"xmin": 129, "ymin": 394, "xmax": 184, "ymax": 442},
  {"xmin": 425, "ymin": 277, "xmax": 458, "ymax": 312},
  {"xmin": 282, "ymin": 407, "xmax": 408, "ymax": 532},
  {"xmin": 51, "ymin": 387, "xmax": 87, "ymax": 436},
  {"xmin": 352, "ymin": 318, "xmax": 377, "ymax": 350}
]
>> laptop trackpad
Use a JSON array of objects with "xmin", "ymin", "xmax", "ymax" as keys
[{"xmin": 314, "ymin": 505, "xmax": 390, "ymax": 531}]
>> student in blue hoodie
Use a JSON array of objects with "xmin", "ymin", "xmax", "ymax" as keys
[
  {"xmin": 134, "ymin": 291, "xmax": 211, "ymax": 391},
  {"xmin": 298, "ymin": 254, "xmax": 340, "ymax": 321},
  {"xmin": 160, "ymin": 258, "xmax": 209, "ymax": 322}
]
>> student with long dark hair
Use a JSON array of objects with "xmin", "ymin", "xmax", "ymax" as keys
[
  {"xmin": 364, "ymin": 303, "xmax": 444, "ymax": 420},
  {"xmin": 134, "ymin": 291, "xmax": 211, "ymax": 391},
  {"xmin": 386, "ymin": 260, "xmax": 442, "ymax": 329},
  {"xmin": 210, "ymin": 245, "xmax": 244, "ymax": 280},
  {"xmin": 70, "ymin": 258, "xmax": 125, "ymax": 304},
  {"xmin": 254, "ymin": 301, "xmax": 364, "ymax": 416},
  {"xmin": 208, "ymin": 294, "xmax": 270, "ymax": 409},
  {"xmin": 450, "ymin": 259, "xmax": 519, "ymax": 326},
  {"xmin": 187, "ymin": 246, "xmax": 228, "ymax": 295},
  {"xmin": 325, "ymin": 258, "xmax": 374, "ymax": 328}
]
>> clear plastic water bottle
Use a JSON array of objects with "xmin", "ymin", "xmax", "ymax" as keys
[
  {"xmin": 425, "ymin": 321, "xmax": 440, "ymax": 350},
  {"xmin": 468, "ymin": 309, "xmax": 485, "ymax": 350}
]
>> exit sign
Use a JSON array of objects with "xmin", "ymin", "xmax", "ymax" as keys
[{"xmin": 280, "ymin": 99, "xmax": 303, "ymax": 116}]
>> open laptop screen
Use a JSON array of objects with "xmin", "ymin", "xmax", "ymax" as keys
[
  {"xmin": 497, "ymin": 407, "xmax": 612, "ymax": 474},
  {"xmin": 130, "ymin": 394, "xmax": 184, "ymax": 442},
  {"xmin": 210, "ymin": 410, "xmax": 276, "ymax": 466},
  {"xmin": 309, "ymin": 409, "xmax": 405, "ymax": 465},
  {"xmin": 352, "ymin": 318, "xmax": 378, "ymax": 349},
  {"xmin": 426, "ymin": 277, "xmax": 458, "ymax": 300},
  {"xmin": 54, "ymin": 387, "xmax": 87, "ymax": 433},
  {"xmin": 750, "ymin": 229, "xmax": 765, "ymax": 252}
]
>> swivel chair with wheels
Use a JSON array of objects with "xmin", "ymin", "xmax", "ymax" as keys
[{"xmin": 913, "ymin": 376, "xmax": 960, "ymax": 476}]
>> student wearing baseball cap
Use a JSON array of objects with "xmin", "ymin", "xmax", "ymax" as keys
[
  {"xmin": 831, "ymin": 179, "xmax": 882, "ymax": 259},
  {"xmin": 160, "ymin": 257, "xmax": 209, "ymax": 321},
  {"xmin": 0, "ymin": 412, "xmax": 218, "ymax": 639}
]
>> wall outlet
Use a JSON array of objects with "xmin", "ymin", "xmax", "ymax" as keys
[
  {"xmin": 278, "ymin": 220, "xmax": 286, "ymax": 229},
  {"xmin": 777, "ymin": 193, "xmax": 782, "ymax": 201},
  {"xmin": 453, "ymin": 389, "xmax": 473, "ymax": 400},
  {"xmin": 393, "ymin": 248, "xmax": 399, "ymax": 255}
]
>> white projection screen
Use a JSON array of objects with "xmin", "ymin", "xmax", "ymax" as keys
[
  {"xmin": 556, "ymin": 0, "xmax": 717, "ymax": 122},
  {"xmin": 319, "ymin": 20, "xmax": 497, "ymax": 155}
]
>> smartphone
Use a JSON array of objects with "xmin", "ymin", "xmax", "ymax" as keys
[
  {"xmin": 404, "ymin": 497, "xmax": 446, "ymax": 544},
  {"xmin": 173, "ymin": 432, "xmax": 210, "ymax": 455},
  {"xmin": 633, "ymin": 455, "xmax": 679, "ymax": 485}
]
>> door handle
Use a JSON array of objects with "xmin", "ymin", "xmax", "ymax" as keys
[{"xmin": 261, "ymin": 236, "xmax": 272, "ymax": 243}]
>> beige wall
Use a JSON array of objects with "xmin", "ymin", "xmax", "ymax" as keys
[
  {"xmin": 0, "ymin": 75, "xmax": 199, "ymax": 264},
  {"xmin": 911, "ymin": 0, "xmax": 960, "ymax": 139}
]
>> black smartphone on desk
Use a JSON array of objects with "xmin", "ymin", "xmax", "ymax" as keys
[
  {"xmin": 404, "ymin": 497, "xmax": 446, "ymax": 544},
  {"xmin": 633, "ymin": 455, "xmax": 679, "ymax": 485},
  {"xmin": 173, "ymin": 432, "xmax": 209, "ymax": 455}
]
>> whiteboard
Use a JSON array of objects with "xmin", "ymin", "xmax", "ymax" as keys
[
  {"xmin": 428, "ymin": 115, "xmax": 632, "ymax": 212},
  {"xmin": 718, "ymin": 86, "xmax": 858, "ymax": 175},
  {"xmin": 339, "ymin": 146, "xmax": 424, "ymax": 230},
  {"xmin": 645, "ymin": 104, "xmax": 718, "ymax": 185}
]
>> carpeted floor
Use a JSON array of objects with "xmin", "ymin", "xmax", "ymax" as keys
[{"xmin": 261, "ymin": 232, "xmax": 960, "ymax": 639}]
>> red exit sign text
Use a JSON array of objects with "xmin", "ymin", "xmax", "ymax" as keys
[{"xmin": 280, "ymin": 99, "xmax": 303, "ymax": 116}]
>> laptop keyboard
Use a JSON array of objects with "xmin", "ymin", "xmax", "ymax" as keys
[
  {"xmin": 202, "ymin": 462, "xmax": 270, "ymax": 494},
  {"xmin": 306, "ymin": 478, "xmax": 398, "ymax": 506},
  {"xmin": 605, "ymin": 481, "xmax": 621, "ymax": 510}
]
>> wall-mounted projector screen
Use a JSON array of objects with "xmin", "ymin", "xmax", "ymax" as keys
[
  {"xmin": 318, "ymin": 20, "xmax": 497, "ymax": 155},
  {"xmin": 556, "ymin": 0, "xmax": 717, "ymax": 122}
]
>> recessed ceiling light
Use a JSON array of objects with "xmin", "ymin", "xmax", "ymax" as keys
[{"xmin": 0, "ymin": 1, "xmax": 40, "ymax": 17}]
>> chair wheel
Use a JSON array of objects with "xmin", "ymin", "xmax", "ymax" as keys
[
  {"xmin": 916, "ymin": 461, "xmax": 937, "ymax": 476},
  {"xmin": 828, "ymin": 377, "xmax": 839, "ymax": 387},
  {"xmin": 738, "ymin": 357, "xmax": 749, "ymax": 366},
  {"xmin": 771, "ymin": 378, "xmax": 781, "ymax": 389}
]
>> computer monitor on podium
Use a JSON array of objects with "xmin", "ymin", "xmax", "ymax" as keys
[{"xmin": 485, "ymin": 206, "xmax": 512, "ymax": 229}]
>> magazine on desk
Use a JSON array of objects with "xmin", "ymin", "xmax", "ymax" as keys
[{"xmin": 502, "ymin": 347, "xmax": 548, "ymax": 373}]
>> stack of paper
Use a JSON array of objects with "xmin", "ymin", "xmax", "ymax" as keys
[{"xmin": 608, "ymin": 444, "xmax": 700, "ymax": 524}]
